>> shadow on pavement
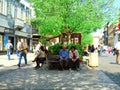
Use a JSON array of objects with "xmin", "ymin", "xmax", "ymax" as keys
[
  {"xmin": 103, "ymin": 70, "xmax": 120, "ymax": 86},
  {"xmin": 0, "ymin": 67, "xmax": 120, "ymax": 89},
  {"xmin": 110, "ymin": 62, "xmax": 117, "ymax": 64},
  {"xmin": 0, "ymin": 65, "xmax": 4, "ymax": 67},
  {"xmin": 10, "ymin": 58, "xmax": 15, "ymax": 60},
  {"xmin": 0, "ymin": 68, "xmax": 18, "ymax": 76}
]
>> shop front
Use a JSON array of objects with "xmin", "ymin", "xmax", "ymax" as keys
[
  {"xmin": 4, "ymin": 29, "xmax": 14, "ymax": 50},
  {"xmin": 0, "ymin": 27, "xmax": 4, "ymax": 51}
]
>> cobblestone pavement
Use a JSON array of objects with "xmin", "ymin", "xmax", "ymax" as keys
[
  {"xmin": 0, "ymin": 53, "xmax": 120, "ymax": 90},
  {"xmin": 99, "ymin": 53, "xmax": 120, "ymax": 87}
]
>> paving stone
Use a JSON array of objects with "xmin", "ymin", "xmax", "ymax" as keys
[{"xmin": 0, "ymin": 53, "xmax": 120, "ymax": 89}]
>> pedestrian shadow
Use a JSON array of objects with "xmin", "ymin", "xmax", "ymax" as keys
[
  {"xmin": 110, "ymin": 62, "xmax": 117, "ymax": 64},
  {"xmin": 100, "ymin": 55, "xmax": 108, "ymax": 57},
  {"xmin": 0, "ymin": 65, "xmax": 4, "ymax": 67},
  {"xmin": 12, "ymin": 64, "xmax": 31, "ymax": 67},
  {"xmin": 10, "ymin": 58, "xmax": 15, "ymax": 60},
  {"xmin": 102, "ymin": 70, "xmax": 120, "ymax": 87},
  {"xmin": 0, "ymin": 68, "xmax": 18, "ymax": 76}
]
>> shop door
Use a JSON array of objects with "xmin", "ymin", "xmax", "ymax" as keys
[{"xmin": 9, "ymin": 37, "xmax": 14, "ymax": 50}]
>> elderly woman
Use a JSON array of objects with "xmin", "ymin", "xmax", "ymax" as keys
[
  {"xmin": 69, "ymin": 46, "xmax": 80, "ymax": 70},
  {"xmin": 32, "ymin": 46, "xmax": 46, "ymax": 69}
]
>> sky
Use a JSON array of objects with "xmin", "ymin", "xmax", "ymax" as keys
[
  {"xmin": 114, "ymin": 0, "xmax": 120, "ymax": 8},
  {"xmin": 92, "ymin": 0, "xmax": 120, "ymax": 37}
]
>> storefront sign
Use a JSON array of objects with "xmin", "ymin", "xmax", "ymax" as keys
[
  {"xmin": 15, "ymin": 31, "xmax": 28, "ymax": 37},
  {"xmin": 4, "ymin": 29, "xmax": 14, "ymax": 34}
]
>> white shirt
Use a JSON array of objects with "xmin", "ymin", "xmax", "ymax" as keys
[
  {"xmin": 38, "ymin": 50, "xmax": 45, "ymax": 58},
  {"xmin": 6, "ymin": 43, "xmax": 13, "ymax": 49},
  {"xmin": 69, "ymin": 50, "xmax": 79, "ymax": 59},
  {"xmin": 35, "ymin": 42, "xmax": 42, "ymax": 51},
  {"xmin": 115, "ymin": 41, "xmax": 120, "ymax": 50}
]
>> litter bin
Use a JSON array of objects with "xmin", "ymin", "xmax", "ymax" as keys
[{"xmin": 88, "ymin": 52, "xmax": 98, "ymax": 67}]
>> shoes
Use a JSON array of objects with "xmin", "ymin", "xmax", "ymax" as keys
[
  {"xmin": 76, "ymin": 68, "xmax": 81, "ymax": 71},
  {"xmin": 69, "ymin": 68, "xmax": 72, "ymax": 71},
  {"xmin": 17, "ymin": 64, "xmax": 20, "ymax": 67},
  {"xmin": 32, "ymin": 60, "xmax": 35, "ymax": 62},
  {"xmin": 34, "ymin": 66, "xmax": 40, "ymax": 69}
]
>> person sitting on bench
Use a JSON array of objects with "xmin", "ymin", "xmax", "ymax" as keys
[
  {"xmin": 83, "ymin": 46, "xmax": 89, "ymax": 63},
  {"xmin": 32, "ymin": 46, "xmax": 46, "ymax": 69},
  {"xmin": 69, "ymin": 46, "xmax": 80, "ymax": 70},
  {"xmin": 59, "ymin": 44, "xmax": 69, "ymax": 70}
]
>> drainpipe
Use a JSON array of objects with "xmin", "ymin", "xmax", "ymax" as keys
[{"xmin": 106, "ymin": 22, "xmax": 109, "ymax": 45}]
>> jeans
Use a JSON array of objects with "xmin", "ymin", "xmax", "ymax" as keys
[
  {"xmin": 18, "ymin": 51, "xmax": 27, "ymax": 65},
  {"xmin": 35, "ymin": 57, "xmax": 46, "ymax": 67},
  {"xmin": 59, "ymin": 59, "xmax": 69, "ymax": 69},
  {"xmin": 98, "ymin": 50, "xmax": 101, "ymax": 56},
  {"xmin": 7, "ymin": 49, "xmax": 11, "ymax": 60},
  {"xmin": 16, "ymin": 50, "xmax": 19, "ymax": 57},
  {"xmin": 59, "ymin": 59, "xmax": 69, "ymax": 64}
]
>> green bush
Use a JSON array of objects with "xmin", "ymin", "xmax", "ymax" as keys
[
  {"xmin": 67, "ymin": 44, "xmax": 84, "ymax": 56},
  {"xmin": 48, "ymin": 44, "xmax": 62, "ymax": 54},
  {"xmin": 48, "ymin": 43, "xmax": 84, "ymax": 56}
]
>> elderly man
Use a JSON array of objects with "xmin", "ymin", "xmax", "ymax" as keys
[
  {"xmin": 115, "ymin": 39, "xmax": 120, "ymax": 64},
  {"xmin": 59, "ymin": 45, "xmax": 69, "ymax": 69}
]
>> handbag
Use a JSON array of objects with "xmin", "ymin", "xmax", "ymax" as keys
[
  {"xmin": 23, "ymin": 49, "xmax": 28, "ymax": 54},
  {"xmin": 116, "ymin": 50, "xmax": 119, "ymax": 55}
]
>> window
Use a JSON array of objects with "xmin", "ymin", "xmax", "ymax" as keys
[
  {"xmin": 0, "ymin": 0, "xmax": 3, "ymax": 13},
  {"xmin": 26, "ymin": 8, "xmax": 30, "ymax": 22},
  {"xmin": 7, "ymin": 1, "xmax": 11, "ymax": 15},
  {"xmin": 14, "ymin": 1, "xmax": 18, "ymax": 19},
  {"xmin": 21, "ymin": 4, "xmax": 24, "ymax": 20},
  {"xmin": 14, "ymin": 6, "xmax": 17, "ymax": 18}
]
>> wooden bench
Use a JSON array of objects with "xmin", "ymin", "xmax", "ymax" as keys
[
  {"xmin": 46, "ymin": 54, "xmax": 84, "ymax": 70},
  {"xmin": 47, "ymin": 54, "xmax": 62, "ymax": 70}
]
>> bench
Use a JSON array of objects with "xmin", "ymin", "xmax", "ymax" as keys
[{"xmin": 47, "ymin": 54, "xmax": 62, "ymax": 70}]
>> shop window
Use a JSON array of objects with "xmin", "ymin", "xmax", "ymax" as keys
[{"xmin": 0, "ymin": 35, "xmax": 2, "ymax": 51}]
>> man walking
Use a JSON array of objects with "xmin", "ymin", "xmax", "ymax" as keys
[
  {"xmin": 6, "ymin": 40, "xmax": 13, "ymax": 60},
  {"xmin": 17, "ymin": 38, "xmax": 28, "ymax": 67},
  {"xmin": 115, "ymin": 39, "xmax": 120, "ymax": 64}
]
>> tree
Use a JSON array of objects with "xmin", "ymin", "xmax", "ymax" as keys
[
  {"xmin": 82, "ymin": 33, "xmax": 93, "ymax": 46},
  {"xmin": 30, "ymin": 0, "xmax": 114, "ymax": 44}
]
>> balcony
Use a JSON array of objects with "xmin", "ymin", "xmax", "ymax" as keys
[
  {"xmin": 0, "ymin": 14, "xmax": 9, "ymax": 28},
  {"xmin": 14, "ymin": 18, "xmax": 24, "ymax": 28}
]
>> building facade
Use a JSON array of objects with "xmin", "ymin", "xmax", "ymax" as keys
[
  {"xmin": 107, "ymin": 24, "xmax": 115, "ymax": 46},
  {"xmin": 0, "ymin": 0, "xmax": 32, "ymax": 52},
  {"xmin": 103, "ymin": 23, "xmax": 117, "ymax": 47}
]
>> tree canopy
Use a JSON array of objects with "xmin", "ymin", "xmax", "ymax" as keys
[{"xmin": 30, "ymin": 0, "xmax": 114, "ymax": 45}]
